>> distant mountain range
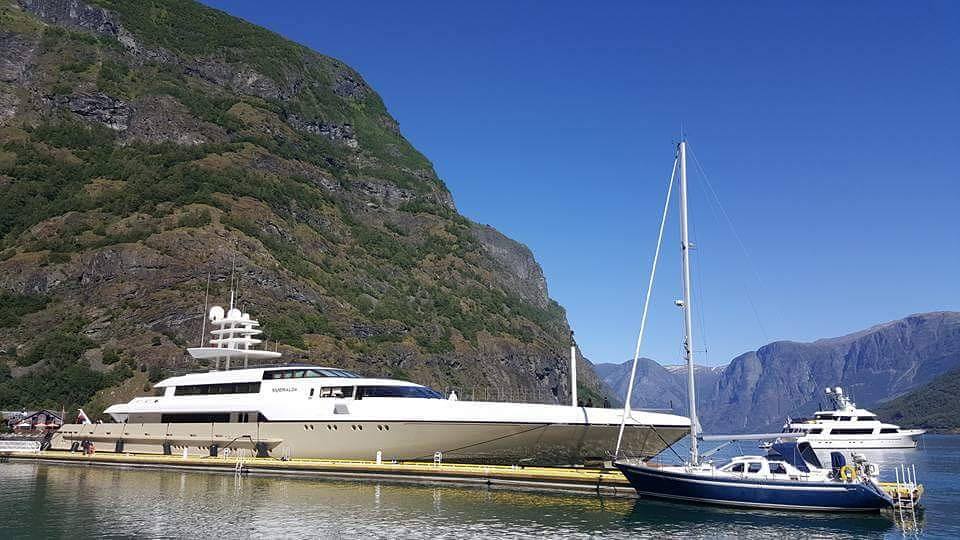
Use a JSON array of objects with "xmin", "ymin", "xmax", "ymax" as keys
[{"xmin": 594, "ymin": 312, "xmax": 960, "ymax": 433}]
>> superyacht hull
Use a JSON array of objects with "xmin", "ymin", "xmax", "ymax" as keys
[{"xmin": 51, "ymin": 420, "xmax": 687, "ymax": 465}]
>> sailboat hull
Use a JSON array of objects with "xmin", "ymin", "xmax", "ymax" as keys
[{"xmin": 616, "ymin": 462, "xmax": 893, "ymax": 512}]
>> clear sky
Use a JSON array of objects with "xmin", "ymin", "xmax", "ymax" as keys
[{"xmin": 203, "ymin": 1, "xmax": 959, "ymax": 366}]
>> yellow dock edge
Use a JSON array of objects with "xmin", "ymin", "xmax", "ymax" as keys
[{"xmin": 1, "ymin": 451, "xmax": 637, "ymax": 498}]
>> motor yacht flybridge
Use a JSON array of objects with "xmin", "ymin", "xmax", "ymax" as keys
[{"xmin": 51, "ymin": 299, "xmax": 690, "ymax": 464}]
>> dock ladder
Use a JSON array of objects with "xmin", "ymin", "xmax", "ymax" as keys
[{"xmin": 888, "ymin": 463, "xmax": 922, "ymax": 533}]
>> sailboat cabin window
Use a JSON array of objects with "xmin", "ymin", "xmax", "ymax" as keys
[
  {"xmin": 729, "ymin": 463, "xmax": 744, "ymax": 473},
  {"xmin": 769, "ymin": 463, "xmax": 787, "ymax": 474},
  {"xmin": 747, "ymin": 463, "xmax": 762, "ymax": 473}
]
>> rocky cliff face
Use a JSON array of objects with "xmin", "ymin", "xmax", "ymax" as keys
[
  {"xmin": 596, "ymin": 312, "xmax": 960, "ymax": 432},
  {"xmin": 0, "ymin": 0, "xmax": 609, "ymax": 413},
  {"xmin": 593, "ymin": 359, "xmax": 723, "ymax": 414}
]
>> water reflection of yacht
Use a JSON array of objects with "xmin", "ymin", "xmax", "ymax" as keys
[
  {"xmin": 772, "ymin": 387, "xmax": 924, "ymax": 450},
  {"xmin": 52, "ymin": 303, "xmax": 689, "ymax": 464}
]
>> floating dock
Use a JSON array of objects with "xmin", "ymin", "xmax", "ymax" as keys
[
  {"xmin": 1, "ymin": 449, "xmax": 925, "ymax": 509},
  {"xmin": 2, "ymin": 450, "xmax": 638, "ymax": 497}
]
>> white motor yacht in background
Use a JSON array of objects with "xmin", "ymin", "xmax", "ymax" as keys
[
  {"xmin": 52, "ymin": 301, "xmax": 690, "ymax": 464},
  {"xmin": 770, "ymin": 387, "xmax": 924, "ymax": 450}
]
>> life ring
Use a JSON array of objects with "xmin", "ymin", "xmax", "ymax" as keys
[{"xmin": 840, "ymin": 464, "xmax": 857, "ymax": 482}]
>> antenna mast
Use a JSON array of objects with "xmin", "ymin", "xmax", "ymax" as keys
[{"xmin": 678, "ymin": 140, "xmax": 700, "ymax": 465}]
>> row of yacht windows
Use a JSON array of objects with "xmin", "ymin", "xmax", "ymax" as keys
[
  {"xmin": 790, "ymin": 427, "xmax": 899, "ymax": 435},
  {"xmin": 166, "ymin": 382, "xmax": 441, "ymax": 399},
  {"xmin": 174, "ymin": 382, "xmax": 261, "ymax": 396},
  {"xmin": 813, "ymin": 414, "xmax": 877, "ymax": 422},
  {"xmin": 307, "ymin": 386, "xmax": 443, "ymax": 399},
  {"xmin": 263, "ymin": 369, "xmax": 361, "ymax": 380}
]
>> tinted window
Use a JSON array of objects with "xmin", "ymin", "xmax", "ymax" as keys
[
  {"xmin": 838, "ymin": 416, "xmax": 852, "ymax": 421},
  {"xmin": 858, "ymin": 416, "xmax": 877, "ymax": 422},
  {"xmin": 747, "ymin": 463, "xmax": 762, "ymax": 473},
  {"xmin": 831, "ymin": 428, "xmax": 875, "ymax": 435},
  {"xmin": 355, "ymin": 386, "xmax": 442, "ymax": 399},
  {"xmin": 161, "ymin": 413, "xmax": 230, "ymax": 423},
  {"xmin": 730, "ymin": 463, "xmax": 744, "ymax": 473},
  {"xmin": 880, "ymin": 428, "xmax": 898, "ymax": 434},
  {"xmin": 174, "ymin": 382, "xmax": 261, "ymax": 396},
  {"xmin": 769, "ymin": 462, "xmax": 787, "ymax": 474},
  {"xmin": 808, "ymin": 428, "xmax": 823, "ymax": 434}
]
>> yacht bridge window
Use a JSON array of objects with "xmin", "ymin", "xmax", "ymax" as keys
[
  {"xmin": 880, "ymin": 428, "xmax": 899, "ymax": 434},
  {"xmin": 263, "ymin": 368, "xmax": 361, "ymax": 380}
]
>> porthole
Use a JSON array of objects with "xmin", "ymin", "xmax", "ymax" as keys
[
  {"xmin": 377, "ymin": 425, "xmax": 382, "ymax": 431},
  {"xmin": 385, "ymin": 425, "xmax": 390, "ymax": 431}
]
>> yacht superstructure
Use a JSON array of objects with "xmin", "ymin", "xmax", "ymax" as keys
[
  {"xmin": 51, "ymin": 304, "xmax": 690, "ymax": 464},
  {"xmin": 776, "ymin": 387, "xmax": 924, "ymax": 450}
]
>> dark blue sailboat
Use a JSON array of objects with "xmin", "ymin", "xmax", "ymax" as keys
[
  {"xmin": 613, "ymin": 141, "xmax": 895, "ymax": 512},
  {"xmin": 617, "ymin": 442, "xmax": 893, "ymax": 511}
]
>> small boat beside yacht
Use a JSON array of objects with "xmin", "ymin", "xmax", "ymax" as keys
[{"xmin": 613, "ymin": 140, "xmax": 920, "ymax": 512}]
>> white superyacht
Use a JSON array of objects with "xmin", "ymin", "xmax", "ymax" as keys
[
  {"xmin": 51, "ymin": 303, "xmax": 690, "ymax": 464},
  {"xmin": 773, "ymin": 387, "xmax": 924, "ymax": 450}
]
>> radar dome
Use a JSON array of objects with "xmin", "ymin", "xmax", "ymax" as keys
[
  {"xmin": 209, "ymin": 306, "xmax": 224, "ymax": 321},
  {"xmin": 227, "ymin": 308, "xmax": 242, "ymax": 320}
]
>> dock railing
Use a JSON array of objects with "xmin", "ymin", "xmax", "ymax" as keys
[{"xmin": 0, "ymin": 440, "xmax": 42, "ymax": 453}]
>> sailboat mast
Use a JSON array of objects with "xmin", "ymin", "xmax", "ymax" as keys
[{"xmin": 678, "ymin": 140, "xmax": 700, "ymax": 465}]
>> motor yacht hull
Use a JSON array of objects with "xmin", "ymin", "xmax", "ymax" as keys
[
  {"xmin": 800, "ymin": 432, "xmax": 923, "ymax": 450},
  {"xmin": 51, "ymin": 421, "xmax": 688, "ymax": 465},
  {"xmin": 616, "ymin": 462, "xmax": 893, "ymax": 512}
]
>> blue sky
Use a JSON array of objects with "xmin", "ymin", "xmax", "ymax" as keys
[{"xmin": 203, "ymin": 1, "xmax": 959, "ymax": 366}]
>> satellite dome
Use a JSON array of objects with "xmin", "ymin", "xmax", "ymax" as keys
[
  {"xmin": 209, "ymin": 306, "xmax": 224, "ymax": 321},
  {"xmin": 227, "ymin": 308, "xmax": 242, "ymax": 320}
]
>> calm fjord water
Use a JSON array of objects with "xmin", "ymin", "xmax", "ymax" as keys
[{"xmin": 1, "ymin": 435, "xmax": 957, "ymax": 539}]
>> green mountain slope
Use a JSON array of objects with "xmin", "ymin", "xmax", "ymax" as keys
[
  {"xmin": 0, "ymin": 0, "xmax": 609, "ymax": 416},
  {"xmin": 873, "ymin": 368, "xmax": 960, "ymax": 433}
]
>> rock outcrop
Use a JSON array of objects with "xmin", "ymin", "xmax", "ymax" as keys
[{"xmin": 0, "ymin": 0, "xmax": 612, "ymax": 413}]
